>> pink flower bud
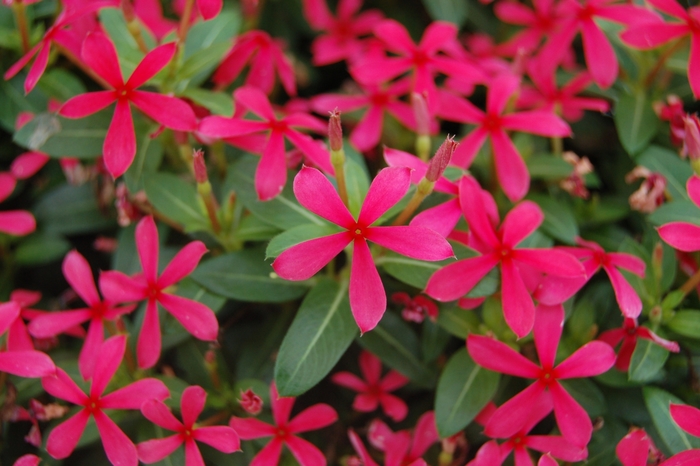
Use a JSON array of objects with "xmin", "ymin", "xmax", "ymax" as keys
[
  {"xmin": 560, "ymin": 151, "xmax": 593, "ymax": 199},
  {"xmin": 329, "ymin": 109, "xmax": 343, "ymax": 152},
  {"xmin": 425, "ymin": 136, "xmax": 457, "ymax": 182},
  {"xmin": 193, "ymin": 149, "xmax": 208, "ymax": 183},
  {"xmin": 654, "ymin": 95, "xmax": 685, "ymax": 146},
  {"xmin": 239, "ymin": 388, "xmax": 263, "ymax": 415},
  {"xmin": 411, "ymin": 92, "xmax": 430, "ymax": 136}
]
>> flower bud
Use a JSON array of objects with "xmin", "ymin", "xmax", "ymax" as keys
[
  {"xmin": 426, "ymin": 136, "xmax": 457, "ymax": 182},
  {"xmin": 192, "ymin": 149, "xmax": 208, "ymax": 184},
  {"xmin": 239, "ymin": 388, "xmax": 263, "ymax": 415},
  {"xmin": 329, "ymin": 108, "xmax": 343, "ymax": 152},
  {"xmin": 626, "ymin": 166, "xmax": 667, "ymax": 213},
  {"xmin": 411, "ymin": 92, "xmax": 430, "ymax": 137},
  {"xmin": 654, "ymin": 94, "xmax": 685, "ymax": 146}
]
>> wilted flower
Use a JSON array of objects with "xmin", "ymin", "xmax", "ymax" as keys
[
  {"xmin": 560, "ymin": 151, "xmax": 594, "ymax": 199},
  {"xmin": 626, "ymin": 166, "xmax": 667, "ymax": 213}
]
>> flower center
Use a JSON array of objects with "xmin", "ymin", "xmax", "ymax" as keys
[{"xmin": 482, "ymin": 113, "xmax": 502, "ymax": 132}]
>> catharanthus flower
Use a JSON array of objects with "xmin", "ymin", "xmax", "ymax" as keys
[
  {"xmin": 137, "ymin": 385, "xmax": 240, "ymax": 464},
  {"xmin": 616, "ymin": 428, "xmax": 664, "ymax": 466},
  {"xmin": 598, "ymin": 317, "xmax": 680, "ymax": 371},
  {"xmin": 272, "ymin": 166, "xmax": 454, "ymax": 333},
  {"xmin": 239, "ymin": 388, "xmax": 263, "ymax": 415},
  {"xmin": 42, "ymin": 335, "xmax": 169, "ymax": 466},
  {"xmin": 59, "ymin": 33, "xmax": 197, "ymax": 178},
  {"xmin": 468, "ymin": 303, "xmax": 616, "ymax": 447},
  {"xmin": 367, "ymin": 411, "xmax": 438, "ymax": 466},
  {"xmin": 0, "ymin": 172, "xmax": 35, "ymax": 236},
  {"xmin": 658, "ymin": 175, "xmax": 700, "ymax": 251},
  {"xmin": 332, "ymin": 350, "xmax": 409, "ymax": 421},
  {"xmin": 347, "ymin": 429, "xmax": 379, "ymax": 466},
  {"xmin": 391, "ymin": 292, "xmax": 438, "ymax": 323},
  {"xmin": 0, "ymin": 301, "xmax": 55, "ymax": 377},
  {"xmin": 230, "ymin": 382, "xmax": 338, "ymax": 466},
  {"xmin": 100, "ymin": 215, "xmax": 218, "ymax": 369}
]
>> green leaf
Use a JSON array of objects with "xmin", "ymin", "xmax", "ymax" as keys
[
  {"xmin": 143, "ymin": 172, "xmax": 209, "ymax": 232},
  {"xmin": 667, "ymin": 310, "xmax": 700, "ymax": 338},
  {"xmin": 124, "ymin": 129, "xmax": 163, "ymax": 193},
  {"xmin": 266, "ymin": 223, "xmax": 342, "ymax": 258},
  {"xmin": 37, "ymin": 68, "xmax": 86, "ymax": 101},
  {"xmin": 421, "ymin": 0, "xmax": 468, "ymax": 26},
  {"xmin": 99, "ymin": 8, "xmax": 147, "ymax": 75},
  {"xmin": 528, "ymin": 194, "xmax": 578, "ymax": 244},
  {"xmin": 275, "ymin": 279, "xmax": 357, "ymax": 397},
  {"xmin": 643, "ymin": 386, "xmax": 700, "ymax": 454},
  {"xmin": 436, "ymin": 306, "xmax": 480, "ymax": 339},
  {"xmin": 236, "ymin": 214, "xmax": 281, "ymax": 241},
  {"xmin": 560, "ymin": 378, "xmax": 606, "ymax": 418},
  {"xmin": 638, "ymin": 145, "xmax": 693, "ymax": 201},
  {"xmin": 34, "ymin": 183, "xmax": 116, "ymax": 234},
  {"xmin": 190, "ymin": 246, "xmax": 310, "ymax": 302},
  {"xmin": 422, "ymin": 319, "xmax": 450, "ymax": 363},
  {"xmin": 629, "ymin": 339, "xmax": 669, "ymax": 382},
  {"xmin": 181, "ymin": 88, "xmax": 234, "ymax": 117},
  {"xmin": 526, "ymin": 154, "xmax": 573, "ymax": 180},
  {"xmin": 0, "ymin": 73, "xmax": 49, "ymax": 132},
  {"xmin": 14, "ymin": 233, "xmax": 70, "ymax": 265},
  {"xmin": 614, "ymin": 90, "xmax": 660, "ymax": 156},
  {"xmin": 357, "ymin": 312, "xmax": 436, "ymax": 388},
  {"xmin": 434, "ymin": 349, "xmax": 500, "ymax": 437},
  {"xmin": 345, "ymin": 160, "xmax": 370, "ymax": 218},
  {"xmin": 649, "ymin": 200, "xmax": 700, "ymax": 227},
  {"xmin": 225, "ymin": 156, "xmax": 329, "ymax": 230}
]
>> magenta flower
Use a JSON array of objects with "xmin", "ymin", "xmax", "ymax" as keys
[
  {"xmin": 302, "ymin": 0, "xmax": 383, "ymax": 65},
  {"xmin": 468, "ymin": 303, "xmax": 616, "ymax": 447},
  {"xmin": 28, "ymin": 250, "xmax": 136, "ymax": 380},
  {"xmin": 100, "ymin": 215, "xmax": 219, "ymax": 369},
  {"xmin": 493, "ymin": 0, "xmax": 562, "ymax": 56},
  {"xmin": 368, "ymin": 411, "xmax": 438, "ymax": 466},
  {"xmin": 426, "ymin": 176, "xmax": 584, "ymax": 338},
  {"xmin": 439, "ymin": 74, "xmax": 571, "ymax": 201},
  {"xmin": 616, "ymin": 428, "xmax": 663, "ymax": 466},
  {"xmin": 347, "ymin": 429, "xmax": 379, "ymax": 466},
  {"xmin": 230, "ymin": 382, "xmax": 337, "ymax": 466},
  {"xmin": 0, "ymin": 301, "xmax": 55, "ymax": 377},
  {"xmin": 10, "ymin": 152, "xmax": 49, "ymax": 180},
  {"xmin": 212, "ymin": 31, "xmax": 296, "ymax": 96},
  {"xmin": 659, "ymin": 175, "xmax": 700, "ymax": 251},
  {"xmin": 199, "ymin": 87, "xmax": 332, "ymax": 200},
  {"xmin": 0, "ymin": 172, "xmax": 35, "ymax": 236},
  {"xmin": 133, "ymin": 0, "xmax": 178, "ymax": 41},
  {"xmin": 42, "ymin": 335, "xmax": 169, "ymax": 466},
  {"xmin": 137, "ymin": 385, "xmax": 240, "ymax": 464},
  {"xmin": 599, "ymin": 318, "xmax": 680, "ymax": 371},
  {"xmin": 331, "ymin": 350, "xmax": 409, "ymax": 421},
  {"xmin": 59, "ymin": 33, "xmax": 197, "ymax": 178},
  {"xmin": 272, "ymin": 166, "xmax": 454, "ymax": 333}
]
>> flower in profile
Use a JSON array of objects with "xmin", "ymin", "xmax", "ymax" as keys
[
  {"xmin": 137, "ymin": 385, "xmax": 240, "ymax": 464},
  {"xmin": 230, "ymin": 382, "xmax": 337, "ymax": 466},
  {"xmin": 332, "ymin": 351, "xmax": 409, "ymax": 421},
  {"xmin": 598, "ymin": 318, "xmax": 679, "ymax": 371},
  {"xmin": 272, "ymin": 166, "xmax": 453, "ymax": 333},
  {"xmin": 658, "ymin": 175, "xmax": 700, "ymax": 252},
  {"xmin": 626, "ymin": 166, "xmax": 667, "ymax": 214},
  {"xmin": 59, "ymin": 33, "xmax": 197, "ymax": 178},
  {"xmin": 100, "ymin": 215, "xmax": 218, "ymax": 369},
  {"xmin": 42, "ymin": 335, "xmax": 169, "ymax": 466},
  {"xmin": 654, "ymin": 95, "xmax": 686, "ymax": 146},
  {"xmin": 392, "ymin": 292, "xmax": 438, "ymax": 323},
  {"xmin": 367, "ymin": 411, "xmax": 438, "ymax": 466},
  {"xmin": 616, "ymin": 428, "xmax": 663, "ymax": 466}
]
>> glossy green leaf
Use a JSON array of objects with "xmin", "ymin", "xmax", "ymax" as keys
[
  {"xmin": 14, "ymin": 233, "xmax": 70, "ymax": 265},
  {"xmin": 643, "ymin": 386, "xmax": 700, "ymax": 454},
  {"xmin": 275, "ymin": 279, "xmax": 357, "ymax": 397},
  {"xmin": 437, "ymin": 306, "xmax": 480, "ymax": 339},
  {"xmin": 0, "ymin": 73, "xmax": 49, "ymax": 132},
  {"xmin": 422, "ymin": 319, "xmax": 450, "ymax": 363},
  {"xmin": 667, "ymin": 310, "xmax": 700, "ymax": 338},
  {"xmin": 560, "ymin": 378, "xmax": 606, "ymax": 418},
  {"xmin": 421, "ymin": 0, "xmax": 468, "ymax": 26},
  {"xmin": 614, "ymin": 90, "xmax": 660, "ymax": 156},
  {"xmin": 345, "ymin": 159, "xmax": 370, "ymax": 218},
  {"xmin": 528, "ymin": 194, "xmax": 578, "ymax": 244},
  {"xmin": 357, "ymin": 312, "xmax": 436, "ymax": 388},
  {"xmin": 266, "ymin": 223, "xmax": 342, "ymax": 258},
  {"xmin": 190, "ymin": 246, "xmax": 310, "ymax": 302},
  {"xmin": 236, "ymin": 214, "xmax": 281, "ymax": 241},
  {"xmin": 143, "ymin": 172, "xmax": 209, "ymax": 232},
  {"xmin": 526, "ymin": 154, "xmax": 573, "ymax": 180},
  {"xmin": 37, "ymin": 68, "xmax": 86, "ymax": 101},
  {"xmin": 181, "ymin": 88, "xmax": 234, "ymax": 117},
  {"xmin": 649, "ymin": 200, "xmax": 700, "ymax": 227},
  {"xmin": 629, "ymin": 339, "xmax": 669, "ymax": 382},
  {"xmin": 34, "ymin": 183, "xmax": 116, "ymax": 234},
  {"xmin": 638, "ymin": 145, "xmax": 693, "ymax": 201},
  {"xmin": 124, "ymin": 128, "xmax": 163, "ymax": 193}
]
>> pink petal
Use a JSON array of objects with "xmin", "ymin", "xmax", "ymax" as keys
[
  {"xmin": 350, "ymin": 237, "xmax": 387, "ymax": 333},
  {"xmin": 358, "ymin": 167, "xmax": 411, "ymax": 226},
  {"xmin": 100, "ymin": 378, "xmax": 169, "ymax": 409},
  {"xmin": 0, "ymin": 302, "xmax": 20, "ymax": 335},
  {"xmin": 140, "ymin": 399, "xmax": 183, "ymax": 431},
  {"xmin": 78, "ymin": 318, "xmax": 105, "ymax": 380},
  {"xmin": 198, "ymin": 0, "xmax": 222, "ymax": 19},
  {"xmin": 0, "ymin": 172, "xmax": 16, "ymax": 201},
  {"xmin": 604, "ymin": 265, "xmax": 643, "ymax": 318},
  {"xmin": 409, "ymin": 411, "xmax": 439, "ymax": 458},
  {"xmin": 284, "ymin": 129, "xmax": 333, "ymax": 173},
  {"xmin": 10, "ymin": 152, "xmax": 49, "ymax": 179},
  {"xmin": 158, "ymin": 241, "xmax": 207, "ymax": 288},
  {"xmin": 659, "ymin": 222, "xmax": 700, "ymax": 252},
  {"xmin": 350, "ymin": 105, "xmax": 384, "ymax": 152},
  {"xmin": 46, "ymin": 409, "xmax": 90, "ymax": 459},
  {"xmin": 690, "ymin": 33, "xmax": 700, "ymax": 98},
  {"xmin": 229, "ymin": 417, "xmax": 276, "ymax": 439},
  {"xmin": 469, "ymin": 440, "xmax": 503, "ymax": 466},
  {"xmin": 193, "ymin": 426, "xmax": 240, "ymax": 453},
  {"xmin": 451, "ymin": 128, "xmax": 489, "ymax": 168},
  {"xmin": 527, "ymin": 435, "xmax": 587, "ymax": 462},
  {"xmin": 137, "ymin": 300, "xmax": 161, "ymax": 369},
  {"xmin": 647, "ymin": 0, "xmax": 688, "ymax": 18},
  {"xmin": 636, "ymin": 327, "xmax": 680, "ymax": 352},
  {"xmin": 380, "ymin": 393, "xmax": 408, "ymax": 422},
  {"xmin": 425, "ymin": 254, "xmax": 500, "ymax": 302},
  {"xmin": 608, "ymin": 253, "xmax": 646, "ymax": 276},
  {"xmin": 4, "ymin": 43, "xmax": 41, "ymax": 81},
  {"xmin": 91, "ymin": 335, "xmax": 126, "ymax": 398},
  {"xmin": 348, "ymin": 429, "xmax": 380, "ymax": 466},
  {"xmin": 293, "ymin": 166, "xmax": 354, "ymax": 228},
  {"xmin": 99, "ymin": 270, "xmax": 148, "ymax": 303},
  {"xmin": 688, "ymin": 175, "xmax": 700, "ymax": 207},
  {"xmin": 137, "ymin": 435, "xmax": 182, "ymax": 463},
  {"xmin": 94, "ymin": 410, "xmax": 138, "ymax": 466},
  {"xmin": 549, "ymin": 380, "xmax": 592, "ymax": 448},
  {"xmin": 365, "ymin": 226, "xmax": 454, "ymax": 261},
  {"xmin": 420, "ymin": 21, "xmax": 457, "ymax": 54},
  {"xmin": 661, "ymin": 450, "xmax": 700, "ymax": 465},
  {"xmin": 621, "ymin": 23, "xmax": 689, "ymax": 49},
  {"xmin": 136, "ymin": 215, "xmax": 159, "ymax": 284},
  {"xmin": 81, "ymin": 32, "xmax": 124, "ymax": 89},
  {"xmin": 130, "ymin": 91, "xmax": 197, "ymax": 131},
  {"xmin": 438, "ymin": 90, "xmax": 486, "ymax": 125},
  {"xmin": 581, "ymin": 19, "xmax": 617, "ymax": 88},
  {"xmin": 273, "ymin": 232, "xmax": 352, "ymax": 281},
  {"xmin": 491, "ymin": 129, "xmax": 530, "ymax": 202},
  {"xmin": 0, "ymin": 350, "xmax": 55, "ymax": 377},
  {"xmin": 302, "ymin": 0, "xmax": 333, "ymax": 29},
  {"xmin": 63, "ymin": 250, "xmax": 101, "ymax": 306},
  {"xmin": 514, "ymin": 249, "xmax": 585, "ymax": 277},
  {"xmin": 616, "ymin": 429, "xmax": 651, "ymax": 466},
  {"xmin": 271, "ymin": 382, "xmax": 295, "ymax": 427},
  {"xmin": 353, "ymin": 393, "xmax": 380, "ymax": 412},
  {"xmin": 13, "ymin": 454, "xmax": 41, "ymax": 466},
  {"xmin": 487, "ymin": 74, "xmax": 520, "ymax": 115},
  {"xmin": 127, "ymin": 42, "xmax": 176, "ymax": 88},
  {"xmin": 534, "ymin": 304, "xmax": 564, "ymax": 369},
  {"xmin": 42, "ymin": 368, "xmax": 87, "ymax": 405},
  {"xmin": 331, "ymin": 372, "xmax": 368, "ymax": 392},
  {"xmin": 537, "ymin": 453, "xmax": 558, "ymax": 466},
  {"xmin": 374, "ymin": 19, "xmax": 416, "ymax": 55},
  {"xmin": 7, "ymin": 319, "xmax": 34, "ymax": 352},
  {"xmin": 234, "ymin": 86, "xmax": 276, "ymax": 121},
  {"xmin": 484, "ymin": 383, "xmax": 547, "ymax": 439},
  {"xmin": 250, "ymin": 437, "xmax": 284, "ymax": 466},
  {"xmin": 410, "ymin": 199, "xmax": 462, "ymax": 238},
  {"xmin": 24, "ymin": 42, "xmax": 51, "ymax": 94},
  {"xmin": 359, "ymin": 350, "xmax": 382, "ymax": 385},
  {"xmin": 181, "ymin": 385, "xmax": 206, "ymax": 427},
  {"xmin": 501, "ymin": 201, "xmax": 543, "ymax": 248},
  {"xmin": 459, "ymin": 176, "xmax": 500, "ymax": 248},
  {"xmin": 501, "ymin": 111, "xmax": 571, "ymax": 137},
  {"xmin": 286, "ymin": 435, "xmax": 328, "ymax": 466},
  {"xmin": 103, "ymin": 99, "xmax": 136, "ymax": 178},
  {"xmin": 289, "ymin": 403, "xmax": 338, "ymax": 433},
  {"xmin": 380, "ymin": 371, "xmax": 410, "ymax": 391},
  {"xmin": 256, "ymin": 131, "xmax": 287, "ymax": 201},
  {"xmin": 158, "ymin": 292, "xmax": 218, "ymax": 341},
  {"xmin": 555, "ymin": 341, "xmax": 615, "ymax": 379},
  {"xmin": 199, "ymin": 116, "xmax": 268, "ymax": 138},
  {"xmin": 670, "ymin": 403, "xmax": 700, "ymax": 437},
  {"xmin": 501, "ymin": 259, "xmax": 537, "ymax": 338},
  {"xmin": 468, "ymin": 334, "xmax": 541, "ymax": 377},
  {"xmin": 0, "ymin": 211, "xmax": 36, "ymax": 236}
]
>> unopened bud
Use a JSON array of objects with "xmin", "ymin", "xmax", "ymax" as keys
[
  {"xmin": 426, "ymin": 136, "xmax": 457, "ymax": 182},
  {"xmin": 626, "ymin": 167, "xmax": 667, "ymax": 213},
  {"xmin": 192, "ymin": 149, "xmax": 208, "ymax": 184},
  {"xmin": 411, "ymin": 92, "xmax": 430, "ymax": 137},
  {"xmin": 238, "ymin": 388, "xmax": 263, "ymax": 415},
  {"xmin": 329, "ymin": 109, "xmax": 343, "ymax": 152}
]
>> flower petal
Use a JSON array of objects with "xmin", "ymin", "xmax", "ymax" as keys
[
  {"xmin": 379, "ymin": 393, "xmax": 408, "ymax": 422},
  {"xmin": 293, "ymin": 166, "xmax": 354, "ymax": 228},
  {"xmin": 0, "ymin": 350, "xmax": 55, "ymax": 377},
  {"xmin": 127, "ymin": 42, "xmax": 176, "ymax": 89},
  {"xmin": 604, "ymin": 265, "xmax": 642, "ymax": 318},
  {"xmin": 99, "ymin": 270, "xmax": 148, "ymax": 303},
  {"xmin": 425, "ymin": 254, "xmax": 500, "ymax": 302},
  {"xmin": 59, "ymin": 91, "xmax": 116, "ymax": 118},
  {"xmin": 140, "ymin": 399, "xmax": 183, "ymax": 431},
  {"xmin": 555, "ymin": 341, "xmax": 616, "ymax": 379},
  {"xmin": 101, "ymin": 378, "xmax": 169, "ymax": 409},
  {"xmin": 549, "ymin": 381, "xmax": 592, "ymax": 448},
  {"xmin": 79, "ymin": 318, "xmax": 105, "ymax": 380},
  {"xmin": 181, "ymin": 385, "xmax": 207, "ymax": 427},
  {"xmin": 137, "ymin": 435, "xmax": 182, "ymax": 463},
  {"xmin": 103, "ymin": 99, "xmax": 136, "ymax": 178},
  {"xmin": 63, "ymin": 250, "xmax": 101, "ymax": 306},
  {"xmin": 500, "ymin": 201, "xmax": 543, "ymax": 248},
  {"xmin": 286, "ymin": 435, "xmax": 328, "ymax": 466},
  {"xmin": 136, "ymin": 215, "xmax": 159, "ymax": 284},
  {"xmin": 271, "ymin": 382, "xmax": 295, "ymax": 427},
  {"xmin": 513, "ymin": 249, "xmax": 585, "ymax": 277},
  {"xmin": 46, "ymin": 409, "xmax": 90, "ymax": 459},
  {"xmin": 94, "ymin": 410, "xmax": 139, "ymax": 466},
  {"xmin": 229, "ymin": 417, "xmax": 276, "ymax": 439},
  {"xmin": 255, "ymin": 131, "xmax": 287, "ymax": 201},
  {"xmin": 198, "ymin": 0, "xmax": 222, "ymax": 20},
  {"xmin": 289, "ymin": 404, "xmax": 338, "ymax": 433},
  {"xmin": 81, "ymin": 32, "xmax": 124, "ymax": 89},
  {"xmin": 91, "ymin": 335, "xmax": 126, "ymax": 398},
  {"xmin": 273, "ymin": 232, "xmax": 352, "ymax": 281},
  {"xmin": 459, "ymin": 176, "xmax": 500, "ymax": 248},
  {"xmin": 158, "ymin": 241, "xmax": 207, "ymax": 288},
  {"xmin": 615, "ymin": 429, "xmax": 651, "ymax": 466},
  {"xmin": 501, "ymin": 259, "xmax": 536, "ymax": 338},
  {"xmin": 365, "ymin": 225, "xmax": 454, "ymax": 261},
  {"xmin": 359, "ymin": 350, "xmax": 382, "ymax": 385},
  {"xmin": 484, "ymin": 382, "xmax": 547, "ymax": 439},
  {"xmin": 468, "ymin": 334, "xmax": 541, "ymax": 378},
  {"xmin": 350, "ymin": 237, "xmax": 386, "ymax": 333},
  {"xmin": 534, "ymin": 304, "xmax": 564, "ymax": 369},
  {"xmin": 193, "ymin": 425, "xmax": 240, "ymax": 453},
  {"xmin": 0, "ymin": 211, "xmax": 36, "ymax": 236},
  {"xmin": 491, "ymin": 129, "xmax": 530, "ymax": 202},
  {"xmin": 501, "ymin": 111, "xmax": 571, "ymax": 137},
  {"xmin": 130, "ymin": 91, "xmax": 197, "ymax": 131},
  {"xmin": 158, "ymin": 293, "xmax": 218, "ymax": 341},
  {"xmin": 670, "ymin": 404, "xmax": 700, "ymax": 437},
  {"xmin": 250, "ymin": 437, "xmax": 284, "ymax": 466},
  {"xmin": 358, "ymin": 166, "xmax": 411, "ymax": 226},
  {"xmin": 331, "ymin": 372, "xmax": 368, "ymax": 392},
  {"xmin": 137, "ymin": 300, "xmax": 161, "ymax": 369},
  {"xmin": 42, "ymin": 368, "xmax": 87, "ymax": 405},
  {"xmin": 659, "ymin": 222, "xmax": 700, "ymax": 252},
  {"xmin": 234, "ymin": 86, "xmax": 276, "ymax": 121}
]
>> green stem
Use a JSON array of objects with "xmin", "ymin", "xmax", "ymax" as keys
[{"xmin": 12, "ymin": 2, "xmax": 30, "ymax": 54}]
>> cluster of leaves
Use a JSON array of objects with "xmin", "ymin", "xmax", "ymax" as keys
[{"xmin": 4, "ymin": 0, "xmax": 700, "ymax": 465}]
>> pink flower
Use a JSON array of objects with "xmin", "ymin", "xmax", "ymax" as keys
[
  {"xmin": 100, "ymin": 215, "xmax": 218, "ymax": 369},
  {"xmin": 616, "ymin": 428, "xmax": 663, "ymax": 466},
  {"xmin": 426, "ymin": 177, "xmax": 584, "ymax": 338},
  {"xmin": 28, "ymin": 250, "xmax": 136, "ymax": 379},
  {"xmin": 493, "ymin": 0, "xmax": 562, "ymax": 56},
  {"xmin": 661, "ymin": 404, "xmax": 700, "ymax": 465},
  {"xmin": 368, "ymin": 412, "xmax": 438, "ymax": 466},
  {"xmin": 347, "ymin": 429, "xmax": 379, "ymax": 466},
  {"xmin": 137, "ymin": 385, "xmax": 240, "ymax": 464},
  {"xmin": 0, "ymin": 172, "xmax": 35, "ymax": 236},
  {"xmin": 391, "ymin": 292, "xmax": 438, "ymax": 323},
  {"xmin": 133, "ymin": 0, "xmax": 178, "ymax": 41},
  {"xmin": 239, "ymin": 388, "xmax": 263, "ymax": 415},
  {"xmin": 212, "ymin": 31, "xmax": 296, "ymax": 96},
  {"xmin": 59, "ymin": 33, "xmax": 197, "ymax": 178},
  {"xmin": 230, "ymin": 383, "xmax": 338, "ymax": 466},
  {"xmin": 439, "ymin": 74, "xmax": 571, "ymax": 201},
  {"xmin": 199, "ymin": 87, "xmax": 332, "ymax": 200},
  {"xmin": 468, "ymin": 303, "xmax": 616, "ymax": 447},
  {"xmin": 42, "ymin": 335, "xmax": 169, "ymax": 466},
  {"xmin": 599, "ymin": 318, "xmax": 680, "ymax": 371},
  {"xmin": 0, "ymin": 301, "xmax": 55, "ymax": 377},
  {"xmin": 658, "ymin": 175, "xmax": 700, "ymax": 251},
  {"xmin": 626, "ymin": 166, "xmax": 668, "ymax": 214},
  {"xmin": 10, "ymin": 152, "xmax": 49, "ymax": 180},
  {"xmin": 272, "ymin": 166, "xmax": 454, "ymax": 333},
  {"xmin": 12, "ymin": 455, "xmax": 40, "ymax": 466},
  {"xmin": 332, "ymin": 351, "xmax": 409, "ymax": 421}
]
